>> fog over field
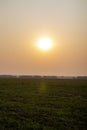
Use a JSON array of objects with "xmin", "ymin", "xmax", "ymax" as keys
[{"xmin": 0, "ymin": 1, "xmax": 87, "ymax": 129}]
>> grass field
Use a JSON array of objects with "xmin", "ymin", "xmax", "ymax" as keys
[{"xmin": 0, "ymin": 78, "xmax": 87, "ymax": 130}]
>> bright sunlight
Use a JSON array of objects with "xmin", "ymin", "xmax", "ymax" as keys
[{"xmin": 37, "ymin": 37, "xmax": 53, "ymax": 51}]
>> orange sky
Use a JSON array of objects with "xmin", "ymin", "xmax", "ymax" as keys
[{"xmin": 0, "ymin": 0, "xmax": 87, "ymax": 76}]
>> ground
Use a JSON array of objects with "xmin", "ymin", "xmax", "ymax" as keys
[{"xmin": 0, "ymin": 78, "xmax": 87, "ymax": 130}]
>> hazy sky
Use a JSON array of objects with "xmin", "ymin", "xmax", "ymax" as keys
[{"xmin": 0, "ymin": 0, "xmax": 87, "ymax": 76}]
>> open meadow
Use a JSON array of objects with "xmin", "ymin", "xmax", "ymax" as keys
[{"xmin": 0, "ymin": 78, "xmax": 87, "ymax": 130}]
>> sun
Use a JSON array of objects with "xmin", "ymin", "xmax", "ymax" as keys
[{"xmin": 37, "ymin": 37, "xmax": 53, "ymax": 51}]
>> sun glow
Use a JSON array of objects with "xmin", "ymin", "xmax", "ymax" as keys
[{"xmin": 37, "ymin": 37, "xmax": 53, "ymax": 51}]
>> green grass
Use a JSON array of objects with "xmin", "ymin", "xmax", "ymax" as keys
[{"xmin": 0, "ymin": 78, "xmax": 87, "ymax": 130}]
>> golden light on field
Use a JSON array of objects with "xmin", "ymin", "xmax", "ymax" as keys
[{"xmin": 37, "ymin": 37, "xmax": 53, "ymax": 51}]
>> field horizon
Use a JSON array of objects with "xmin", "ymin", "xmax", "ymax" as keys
[{"xmin": 0, "ymin": 0, "xmax": 87, "ymax": 129}]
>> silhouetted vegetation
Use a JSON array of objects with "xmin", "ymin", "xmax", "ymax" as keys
[{"xmin": 0, "ymin": 78, "xmax": 87, "ymax": 130}]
